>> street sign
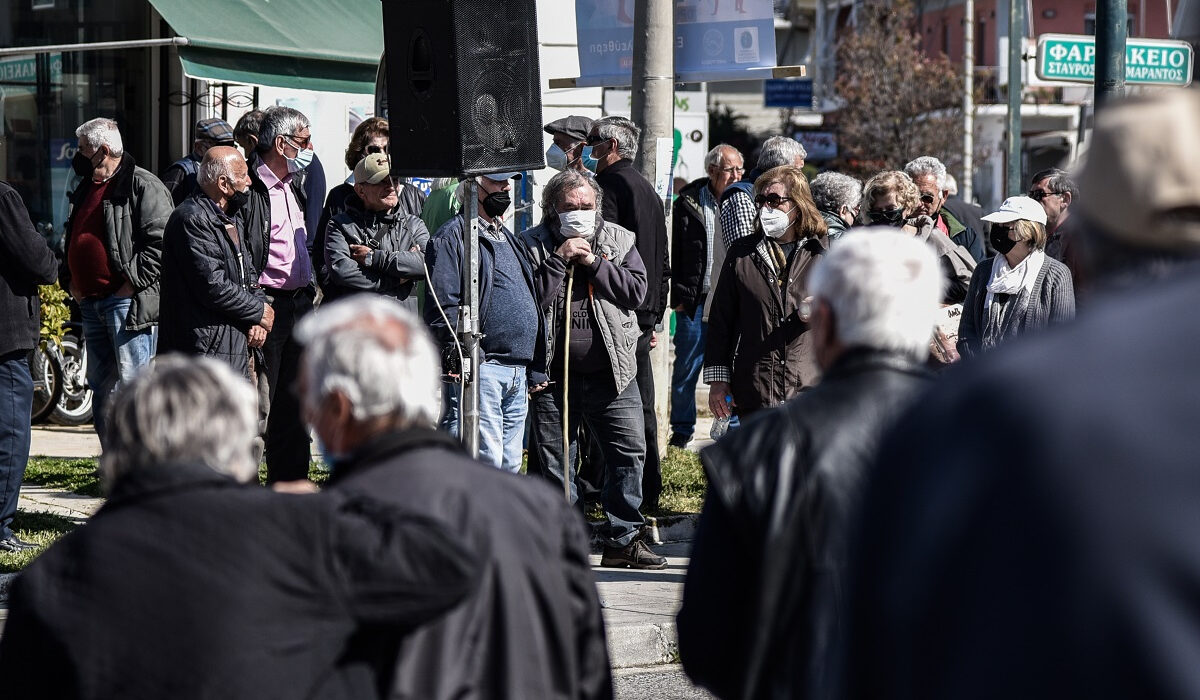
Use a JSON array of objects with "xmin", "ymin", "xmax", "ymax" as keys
[
  {"xmin": 1036, "ymin": 33, "xmax": 1194, "ymax": 86},
  {"xmin": 764, "ymin": 79, "xmax": 813, "ymax": 108}
]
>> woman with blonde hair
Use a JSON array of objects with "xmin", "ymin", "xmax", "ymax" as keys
[
  {"xmin": 862, "ymin": 170, "xmax": 975, "ymax": 304},
  {"xmin": 704, "ymin": 165, "xmax": 828, "ymax": 421},
  {"xmin": 957, "ymin": 196, "xmax": 1075, "ymax": 358}
]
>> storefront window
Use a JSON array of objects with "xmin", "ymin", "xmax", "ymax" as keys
[{"xmin": 0, "ymin": 0, "xmax": 155, "ymax": 247}]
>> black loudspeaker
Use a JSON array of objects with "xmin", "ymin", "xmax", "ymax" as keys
[{"xmin": 382, "ymin": 0, "xmax": 545, "ymax": 177}]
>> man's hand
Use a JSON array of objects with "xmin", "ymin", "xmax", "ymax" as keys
[
  {"xmin": 674, "ymin": 304, "xmax": 687, "ymax": 313},
  {"xmin": 555, "ymin": 237, "xmax": 592, "ymax": 263},
  {"xmin": 69, "ymin": 282, "xmax": 83, "ymax": 301},
  {"xmin": 259, "ymin": 303, "xmax": 275, "ymax": 332},
  {"xmin": 272, "ymin": 479, "xmax": 320, "ymax": 494},
  {"xmin": 649, "ymin": 332, "xmax": 658, "ymax": 349},
  {"xmin": 113, "ymin": 278, "xmax": 135, "ymax": 298},
  {"xmin": 529, "ymin": 381, "xmax": 550, "ymax": 394},
  {"xmin": 350, "ymin": 244, "xmax": 372, "ymax": 265},
  {"xmin": 708, "ymin": 381, "xmax": 735, "ymax": 419},
  {"xmin": 247, "ymin": 325, "xmax": 268, "ymax": 348}
]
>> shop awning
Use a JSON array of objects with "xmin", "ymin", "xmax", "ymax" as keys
[{"xmin": 148, "ymin": 0, "xmax": 384, "ymax": 94}]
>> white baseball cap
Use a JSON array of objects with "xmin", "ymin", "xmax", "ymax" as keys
[{"xmin": 982, "ymin": 195, "xmax": 1048, "ymax": 225}]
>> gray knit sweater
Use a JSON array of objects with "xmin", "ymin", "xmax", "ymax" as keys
[{"xmin": 956, "ymin": 254, "xmax": 1076, "ymax": 358}]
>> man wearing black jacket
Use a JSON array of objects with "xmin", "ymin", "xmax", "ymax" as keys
[
  {"xmin": 159, "ymin": 147, "xmax": 273, "ymax": 378},
  {"xmin": 298, "ymin": 296, "xmax": 613, "ymax": 699},
  {"xmin": 0, "ymin": 180, "xmax": 58, "ymax": 552},
  {"xmin": 240, "ymin": 106, "xmax": 316, "ymax": 487},
  {"xmin": 587, "ymin": 116, "xmax": 671, "ymax": 511}
]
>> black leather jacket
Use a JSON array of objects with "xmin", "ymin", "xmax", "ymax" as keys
[{"xmin": 678, "ymin": 348, "xmax": 931, "ymax": 700}]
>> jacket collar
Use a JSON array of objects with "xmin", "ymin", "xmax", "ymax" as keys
[
  {"xmin": 602, "ymin": 158, "xmax": 635, "ymax": 175},
  {"xmin": 105, "ymin": 460, "xmax": 244, "ymax": 509},
  {"xmin": 328, "ymin": 426, "xmax": 464, "ymax": 485},
  {"xmin": 90, "ymin": 153, "xmax": 137, "ymax": 204},
  {"xmin": 344, "ymin": 191, "xmax": 397, "ymax": 225},
  {"xmin": 938, "ymin": 207, "xmax": 967, "ymax": 236},
  {"xmin": 821, "ymin": 347, "xmax": 929, "ymax": 384}
]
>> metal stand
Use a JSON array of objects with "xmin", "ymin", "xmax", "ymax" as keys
[{"xmin": 459, "ymin": 180, "xmax": 482, "ymax": 458}]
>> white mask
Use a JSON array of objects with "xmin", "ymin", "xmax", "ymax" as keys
[
  {"xmin": 558, "ymin": 209, "xmax": 596, "ymax": 238},
  {"xmin": 759, "ymin": 207, "xmax": 792, "ymax": 238},
  {"xmin": 545, "ymin": 144, "xmax": 569, "ymax": 171}
]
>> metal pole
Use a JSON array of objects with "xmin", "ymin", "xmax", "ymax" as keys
[
  {"xmin": 1006, "ymin": 0, "xmax": 1024, "ymax": 196},
  {"xmin": 1096, "ymin": 0, "xmax": 1128, "ymax": 106},
  {"xmin": 963, "ymin": 0, "xmax": 975, "ymax": 203},
  {"xmin": 631, "ymin": 0, "xmax": 674, "ymax": 458},
  {"xmin": 459, "ymin": 181, "xmax": 482, "ymax": 458}
]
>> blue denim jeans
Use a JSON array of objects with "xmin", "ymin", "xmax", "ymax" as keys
[
  {"xmin": 79, "ymin": 296, "xmax": 156, "ymax": 443},
  {"xmin": 528, "ymin": 371, "xmax": 645, "ymax": 547},
  {"xmin": 670, "ymin": 301, "xmax": 707, "ymax": 438},
  {"xmin": 441, "ymin": 360, "xmax": 528, "ymax": 472},
  {"xmin": 0, "ymin": 351, "xmax": 33, "ymax": 539}
]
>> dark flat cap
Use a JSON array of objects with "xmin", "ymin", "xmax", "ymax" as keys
[
  {"xmin": 543, "ymin": 115, "xmax": 594, "ymax": 141},
  {"xmin": 195, "ymin": 117, "xmax": 235, "ymax": 144}
]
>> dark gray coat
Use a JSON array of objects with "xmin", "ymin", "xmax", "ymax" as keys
[
  {"xmin": 323, "ymin": 193, "xmax": 430, "ymax": 310},
  {"xmin": 159, "ymin": 193, "xmax": 267, "ymax": 377},
  {"xmin": 0, "ymin": 181, "xmax": 58, "ymax": 356},
  {"xmin": 62, "ymin": 154, "xmax": 172, "ymax": 330},
  {"xmin": 957, "ymin": 254, "xmax": 1075, "ymax": 358}
]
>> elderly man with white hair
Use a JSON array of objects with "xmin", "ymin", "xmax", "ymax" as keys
[
  {"xmin": 904, "ymin": 156, "xmax": 985, "ymax": 262},
  {"xmin": 297, "ymin": 295, "xmax": 612, "ymax": 699},
  {"xmin": 63, "ymin": 117, "xmax": 172, "ymax": 444},
  {"xmin": 159, "ymin": 146, "xmax": 274, "ymax": 378},
  {"xmin": 0, "ymin": 356, "xmax": 479, "ymax": 699},
  {"xmin": 810, "ymin": 171, "xmax": 863, "ymax": 240},
  {"xmin": 678, "ymin": 230, "xmax": 942, "ymax": 700}
]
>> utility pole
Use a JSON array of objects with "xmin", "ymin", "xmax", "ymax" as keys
[
  {"xmin": 458, "ymin": 182, "xmax": 481, "ymax": 458},
  {"xmin": 631, "ymin": 0, "xmax": 674, "ymax": 456},
  {"xmin": 1096, "ymin": 0, "xmax": 1128, "ymax": 105},
  {"xmin": 1006, "ymin": 0, "xmax": 1024, "ymax": 196},
  {"xmin": 963, "ymin": 0, "xmax": 975, "ymax": 203}
]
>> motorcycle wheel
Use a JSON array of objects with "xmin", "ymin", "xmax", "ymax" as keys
[
  {"xmin": 49, "ymin": 335, "xmax": 93, "ymax": 426},
  {"xmin": 29, "ymin": 345, "xmax": 63, "ymax": 424}
]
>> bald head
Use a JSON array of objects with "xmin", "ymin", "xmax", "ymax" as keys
[{"xmin": 197, "ymin": 146, "xmax": 250, "ymax": 212}]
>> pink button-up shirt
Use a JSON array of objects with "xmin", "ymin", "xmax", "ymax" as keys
[{"xmin": 256, "ymin": 161, "xmax": 312, "ymax": 290}]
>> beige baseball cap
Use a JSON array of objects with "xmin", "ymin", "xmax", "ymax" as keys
[
  {"xmin": 1075, "ymin": 89, "xmax": 1200, "ymax": 253},
  {"xmin": 354, "ymin": 153, "xmax": 392, "ymax": 185}
]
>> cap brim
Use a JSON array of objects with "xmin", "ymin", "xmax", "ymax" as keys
[
  {"xmin": 482, "ymin": 172, "xmax": 522, "ymax": 181},
  {"xmin": 981, "ymin": 211, "xmax": 1022, "ymax": 223}
]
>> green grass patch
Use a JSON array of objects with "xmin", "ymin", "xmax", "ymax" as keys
[
  {"xmin": 0, "ymin": 510, "xmax": 77, "ymax": 573},
  {"xmin": 658, "ymin": 447, "xmax": 707, "ymax": 515},
  {"xmin": 256, "ymin": 460, "xmax": 332, "ymax": 486},
  {"xmin": 23, "ymin": 457, "xmax": 103, "ymax": 497}
]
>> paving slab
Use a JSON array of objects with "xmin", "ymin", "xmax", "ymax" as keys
[
  {"xmin": 29, "ymin": 425, "xmax": 101, "ymax": 459},
  {"xmin": 594, "ymin": 541, "xmax": 691, "ymax": 669},
  {"xmin": 18, "ymin": 484, "xmax": 104, "ymax": 523}
]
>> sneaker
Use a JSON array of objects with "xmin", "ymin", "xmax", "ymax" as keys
[
  {"xmin": 0, "ymin": 535, "xmax": 36, "ymax": 552},
  {"xmin": 668, "ymin": 433, "xmax": 692, "ymax": 449},
  {"xmin": 601, "ymin": 539, "xmax": 668, "ymax": 570}
]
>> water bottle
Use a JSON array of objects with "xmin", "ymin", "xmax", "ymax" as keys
[{"xmin": 710, "ymin": 396, "xmax": 733, "ymax": 440}]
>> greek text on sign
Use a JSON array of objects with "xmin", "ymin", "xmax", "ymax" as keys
[{"xmin": 1036, "ymin": 34, "xmax": 1194, "ymax": 86}]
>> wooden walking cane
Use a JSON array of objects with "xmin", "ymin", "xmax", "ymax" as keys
[{"xmin": 560, "ymin": 265, "xmax": 576, "ymax": 503}]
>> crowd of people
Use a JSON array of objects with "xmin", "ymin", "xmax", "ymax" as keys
[{"xmin": 1, "ymin": 87, "xmax": 1199, "ymax": 699}]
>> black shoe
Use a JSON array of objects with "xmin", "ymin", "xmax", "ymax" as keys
[
  {"xmin": 601, "ymin": 539, "xmax": 668, "ymax": 570},
  {"xmin": 0, "ymin": 535, "xmax": 36, "ymax": 552},
  {"xmin": 668, "ymin": 433, "xmax": 692, "ymax": 449}
]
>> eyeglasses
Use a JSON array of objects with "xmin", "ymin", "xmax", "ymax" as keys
[
  {"xmin": 719, "ymin": 166, "xmax": 746, "ymax": 175},
  {"xmin": 585, "ymin": 134, "xmax": 610, "ymax": 147},
  {"xmin": 365, "ymin": 144, "xmax": 388, "ymax": 155},
  {"xmin": 919, "ymin": 193, "xmax": 937, "ymax": 204},
  {"xmin": 754, "ymin": 193, "xmax": 794, "ymax": 209},
  {"xmin": 283, "ymin": 134, "xmax": 311, "ymax": 149},
  {"xmin": 1028, "ymin": 189, "xmax": 1064, "ymax": 201}
]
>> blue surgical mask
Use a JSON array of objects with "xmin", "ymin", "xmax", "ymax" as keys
[
  {"xmin": 287, "ymin": 147, "xmax": 314, "ymax": 174},
  {"xmin": 316, "ymin": 436, "xmax": 349, "ymax": 470},
  {"xmin": 581, "ymin": 145, "xmax": 598, "ymax": 173}
]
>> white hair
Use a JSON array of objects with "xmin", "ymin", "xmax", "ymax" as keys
[
  {"xmin": 592, "ymin": 116, "xmax": 641, "ymax": 160},
  {"xmin": 196, "ymin": 148, "xmax": 239, "ymax": 187},
  {"xmin": 944, "ymin": 172, "xmax": 958, "ymax": 197},
  {"xmin": 296, "ymin": 295, "xmax": 441, "ymax": 427},
  {"xmin": 75, "ymin": 117, "xmax": 124, "ymax": 156},
  {"xmin": 904, "ymin": 156, "xmax": 949, "ymax": 191},
  {"xmin": 808, "ymin": 229, "xmax": 944, "ymax": 361},
  {"xmin": 100, "ymin": 356, "xmax": 259, "ymax": 486},
  {"xmin": 704, "ymin": 144, "xmax": 741, "ymax": 170},
  {"xmin": 811, "ymin": 172, "xmax": 863, "ymax": 214},
  {"xmin": 757, "ymin": 136, "xmax": 806, "ymax": 170}
]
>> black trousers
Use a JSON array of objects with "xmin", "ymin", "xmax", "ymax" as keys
[
  {"xmin": 636, "ymin": 328, "xmax": 662, "ymax": 511},
  {"xmin": 261, "ymin": 288, "xmax": 314, "ymax": 483}
]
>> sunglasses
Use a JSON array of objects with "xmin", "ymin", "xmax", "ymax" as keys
[
  {"xmin": 365, "ymin": 145, "xmax": 388, "ymax": 155},
  {"xmin": 754, "ymin": 193, "xmax": 794, "ymax": 208},
  {"xmin": 585, "ymin": 134, "xmax": 611, "ymax": 147},
  {"xmin": 919, "ymin": 193, "xmax": 937, "ymax": 204},
  {"xmin": 1027, "ymin": 189, "xmax": 1064, "ymax": 201}
]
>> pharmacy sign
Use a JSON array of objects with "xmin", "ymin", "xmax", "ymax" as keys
[{"xmin": 1036, "ymin": 34, "xmax": 1194, "ymax": 87}]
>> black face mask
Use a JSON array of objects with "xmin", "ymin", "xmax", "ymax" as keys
[
  {"xmin": 868, "ymin": 208, "xmax": 905, "ymax": 227},
  {"xmin": 990, "ymin": 227, "xmax": 1017, "ymax": 255},
  {"xmin": 482, "ymin": 191, "xmax": 511, "ymax": 218},
  {"xmin": 71, "ymin": 150, "xmax": 98, "ymax": 178},
  {"xmin": 226, "ymin": 187, "xmax": 250, "ymax": 216}
]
